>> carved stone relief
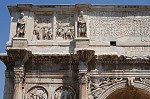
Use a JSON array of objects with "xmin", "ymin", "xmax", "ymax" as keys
[
  {"xmin": 78, "ymin": 11, "xmax": 87, "ymax": 37},
  {"xmin": 26, "ymin": 86, "xmax": 48, "ymax": 99},
  {"xmin": 33, "ymin": 14, "xmax": 53, "ymax": 40},
  {"xmin": 56, "ymin": 14, "xmax": 75, "ymax": 40},
  {"xmin": 16, "ymin": 12, "xmax": 26, "ymax": 37},
  {"xmin": 135, "ymin": 77, "xmax": 150, "ymax": 84},
  {"xmin": 14, "ymin": 71, "xmax": 24, "ymax": 83},
  {"xmin": 89, "ymin": 11, "xmax": 150, "ymax": 42},
  {"xmin": 88, "ymin": 78, "xmax": 124, "ymax": 99},
  {"xmin": 79, "ymin": 73, "xmax": 88, "ymax": 84},
  {"xmin": 54, "ymin": 86, "xmax": 75, "ymax": 99}
]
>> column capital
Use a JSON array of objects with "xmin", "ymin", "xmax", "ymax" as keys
[
  {"xmin": 14, "ymin": 66, "xmax": 25, "ymax": 84},
  {"xmin": 79, "ymin": 73, "xmax": 88, "ymax": 84}
]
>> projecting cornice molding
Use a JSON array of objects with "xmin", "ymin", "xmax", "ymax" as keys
[
  {"xmin": 8, "ymin": 4, "xmax": 150, "ymax": 15},
  {"xmin": 1, "ymin": 49, "xmax": 150, "ymax": 70}
]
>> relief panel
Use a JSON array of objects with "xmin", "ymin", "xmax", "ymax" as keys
[
  {"xmin": 32, "ymin": 14, "xmax": 53, "ymax": 40},
  {"xmin": 26, "ymin": 86, "xmax": 48, "ymax": 99},
  {"xmin": 56, "ymin": 14, "xmax": 75, "ymax": 40}
]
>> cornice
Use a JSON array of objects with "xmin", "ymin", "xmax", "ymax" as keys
[
  {"xmin": 1, "ymin": 49, "xmax": 150, "ymax": 70},
  {"xmin": 97, "ymin": 55, "xmax": 150, "ymax": 64},
  {"xmin": 7, "ymin": 4, "xmax": 150, "ymax": 15}
]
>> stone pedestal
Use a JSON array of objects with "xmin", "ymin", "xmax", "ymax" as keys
[
  {"xmin": 12, "ymin": 38, "xmax": 28, "ymax": 49},
  {"xmin": 75, "ymin": 38, "xmax": 89, "ymax": 48},
  {"xmin": 75, "ymin": 38, "xmax": 90, "ymax": 53}
]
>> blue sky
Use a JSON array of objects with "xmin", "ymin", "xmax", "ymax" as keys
[{"xmin": 0, "ymin": 0, "xmax": 150, "ymax": 98}]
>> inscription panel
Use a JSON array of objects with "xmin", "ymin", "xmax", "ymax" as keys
[{"xmin": 89, "ymin": 11, "xmax": 150, "ymax": 42}]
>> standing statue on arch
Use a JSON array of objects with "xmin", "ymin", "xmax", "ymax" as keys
[
  {"xmin": 78, "ymin": 11, "xmax": 87, "ymax": 37},
  {"xmin": 16, "ymin": 12, "xmax": 26, "ymax": 37}
]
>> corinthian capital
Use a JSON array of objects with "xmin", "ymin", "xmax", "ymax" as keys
[{"xmin": 14, "ymin": 67, "xmax": 24, "ymax": 84}]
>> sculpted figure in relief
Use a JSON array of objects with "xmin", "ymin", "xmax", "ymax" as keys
[
  {"xmin": 33, "ymin": 15, "xmax": 53, "ymax": 40},
  {"xmin": 78, "ymin": 11, "xmax": 87, "ymax": 37},
  {"xmin": 56, "ymin": 15, "xmax": 75, "ymax": 40},
  {"xmin": 41, "ymin": 26, "xmax": 52, "ymax": 40},
  {"xmin": 16, "ymin": 12, "xmax": 26, "ymax": 37},
  {"xmin": 33, "ymin": 20, "xmax": 40, "ymax": 40},
  {"xmin": 27, "ymin": 87, "xmax": 47, "ymax": 99}
]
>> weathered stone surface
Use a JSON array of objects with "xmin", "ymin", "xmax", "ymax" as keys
[{"xmin": 1, "ymin": 4, "xmax": 150, "ymax": 99}]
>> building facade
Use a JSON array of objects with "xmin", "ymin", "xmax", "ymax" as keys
[{"xmin": 1, "ymin": 4, "xmax": 150, "ymax": 99}]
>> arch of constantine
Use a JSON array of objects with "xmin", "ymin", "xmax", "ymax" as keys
[{"xmin": 1, "ymin": 4, "xmax": 150, "ymax": 99}]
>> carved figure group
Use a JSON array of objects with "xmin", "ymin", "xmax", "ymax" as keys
[
  {"xmin": 16, "ymin": 12, "xmax": 26, "ymax": 37},
  {"xmin": 27, "ymin": 87, "xmax": 47, "ymax": 99},
  {"xmin": 56, "ymin": 21, "xmax": 74, "ymax": 40},
  {"xmin": 78, "ymin": 11, "xmax": 87, "ymax": 37},
  {"xmin": 33, "ymin": 19, "xmax": 53, "ymax": 40}
]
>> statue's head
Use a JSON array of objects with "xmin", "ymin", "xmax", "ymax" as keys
[
  {"xmin": 80, "ymin": 10, "xmax": 84, "ymax": 16},
  {"xmin": 20, "ymin": 12, "xmax": 24, "ymax": 18}
]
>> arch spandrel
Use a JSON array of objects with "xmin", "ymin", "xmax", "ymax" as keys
[
  {"xmin": 88, "ymin": 77, "xmax": 150, "ymax": 99},
  {"xmin": 106, "ymin": 86, "xmax": 150, "ymax": 99}
]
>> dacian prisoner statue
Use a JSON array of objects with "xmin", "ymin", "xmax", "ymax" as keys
[
  {"xmin": 16, "ymin": 12, "xmax": 26, "ymax": 37},
  {"xmin": 78, "ymin": 11, "xmax": 87, "ymax": 37}
]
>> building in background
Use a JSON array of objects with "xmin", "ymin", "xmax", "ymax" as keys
[{"xmin": 1, "ymin": 4, "xmax": 150, "ymax": 99}]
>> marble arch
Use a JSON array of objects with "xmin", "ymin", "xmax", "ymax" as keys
[{"xmin": 1, "ymin": 4, "xmax": 150, "ymax": 99}]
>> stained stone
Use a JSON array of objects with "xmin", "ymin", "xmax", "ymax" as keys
[{"xmin": 1, "ymin": 4, "xmax": 150, "ymax": 99}]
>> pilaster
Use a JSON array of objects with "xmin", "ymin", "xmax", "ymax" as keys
[
  {"xmin": 77, "ymin": 50, "xmax": 95, "ymax": 99},
  {"xmin": 4, "ymin": 70, "xmax": 14, "ymax": 99}
]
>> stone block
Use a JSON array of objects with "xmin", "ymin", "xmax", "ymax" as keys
[
  {"xmin": 75, "ymin": 38, "xmax": 90, "ymax": 48},
  {"xmin": 12, "ymin": 37, "xmax": 28, "ymax": 49}
]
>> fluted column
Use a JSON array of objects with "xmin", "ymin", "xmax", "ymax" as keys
[
  {"xmin": 79, "ymin": 73, "xmax": 88, "ymax": 99},
  {"xmin": 13, "ymin": 66, "xmax": 24, "ymax": 99}
]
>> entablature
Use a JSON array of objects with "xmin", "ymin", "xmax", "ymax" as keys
[{"xmin": 1, "ymin": 49, "xmax": 150, "ymax": 71}]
